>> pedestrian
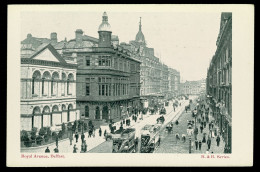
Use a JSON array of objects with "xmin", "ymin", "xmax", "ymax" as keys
[
  {"xmin": 182, "ymin": 134, "xmax": 186, "ymax": 143},
  {"xmin": 93, "ymin": 128, "xmax": 95, "ymax": 138},
  {"xmin": 73, "ymin": 144, "xmax": 78, "ymax": 153},
  {"xmin": 216, "ymin": 135, "xmax": 220, "ymax": 147},
  {"xmin": 175, "ymin": 133, "xmax": 180, "ymax": 143},
  {"xmin": 207, "ymin": 137, "xmax": 211, "ymax": 150},
  {"xmin": 54, "ymin": 146, "xmax": 59, "ymax": 153},
  {"xmin": 75, "ymin": 132, "xmax": 79, "ymax": 142},
  {"xmin": 104, "ymin": 129, "xmax": 107, "ymax": 137},
  {"xmin": 45, "ymin": 147, "xmax": 50, "ymax": 153},
  {"xmin": 195, "ymin": 140, "xmax": 198, "ymax": 150},
  {"xmin": 99, "ymin": 127, "xmax": 102, "ymax": 137},
  {"xmin": 56, "ymin": 135, "xmax": 59, "ymax": 147},
  {"xmin": 198, "ymin": 140, "xmax": 202, "ymax": 150},
  {"xmin": 211, "ymin": 128, "xmax": 215, "ymax": 138},
  {"xmin": 81, "ymin": 133, "xmax": 85, "ymax": 144},
  {"xmin": 69, "ymin": 133, "xmax": 73, "ymax": 145},
  {"xmin": 209, "ymin": 123, "xmax": 212, "ymax": 130},
  {"xmin": 200, "ymin": 125, "xmax": 203, "ymax": 133},
  {"xmin": 198, "ymin": 117, "xmax": 201, "ymax": 124},
  {"xmin": 174, "ymin": 107, "xmax": 175, "ymax": 112},
  {"xmin": 202, "ymin": 133, "xmax": 206, "ymax": 143},
  {"xmin": 203, "ymin": 121, "xmax": 206, "ymax": 128}
]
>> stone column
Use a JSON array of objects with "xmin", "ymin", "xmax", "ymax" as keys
[{"xmin": 100, "ymin": 109, "xmax": 102, "ymax": 120}]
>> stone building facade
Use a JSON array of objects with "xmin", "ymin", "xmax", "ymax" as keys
[
  {"xmin": 20, "ymin": 43, "xmax": 78, "ymax": 131},
  {"xmin": 62, "ymin": 12, "xmax": 141, "ymax": 123},
  {"xmin": 122, "ymin": 18, "xmax": 181, "ymax": 108},
  {"xmin": 206, "ymin": 12, "xmax": 232, "ymax": 153}
]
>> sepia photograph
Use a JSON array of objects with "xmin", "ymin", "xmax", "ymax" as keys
[{"xmin": 7, "ymin": 4, "xmax": 254, "ymax": 166}]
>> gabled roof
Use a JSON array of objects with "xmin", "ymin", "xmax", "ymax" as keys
[
  {"xmin": 21, "ymin": 36, "xmax": 51, "ymax": 50},
  {"xmin": 29, "ymin": 43, "xmax": 67, "ymax": 65}
]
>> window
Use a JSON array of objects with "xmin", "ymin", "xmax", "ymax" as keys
[
  {"xmin": 85, "ymin": 106, "xmax": 89, "ymax": 118},
  {"xmin": 98, "ymin": 56, "xmax": 111, "ymax": 67},
  {"xmin": 86, "ymin": 84, "xmax": 90, "ymax": 96},
  {"xmin": 86, "ymin": 56, "xmax": 90, "ymax": 66}
]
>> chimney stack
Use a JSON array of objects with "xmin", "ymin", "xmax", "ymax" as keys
[
  {"xmin": 50, "ymin": 32, "xmax": 57, "ymax": 43},
  {"xmin": 75, "ymin": 29, "xmax": 83, "ymax": 43}
]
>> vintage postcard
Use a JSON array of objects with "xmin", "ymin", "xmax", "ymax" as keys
[{"xmin": 7, "ymin": 4, "xmax": 254, "ymax": 166}]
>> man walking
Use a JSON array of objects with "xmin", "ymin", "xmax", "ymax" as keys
[
  {"xmin": 216, "ymin": 135, "xmax": 221, "ymax": 147},
  {"xmin": 198, "ymin": 140, "xmax": 202, "ymax": 150},
  {"xmin": 195, "ymin": 140, "xmax": 198, "ymax": 150},
  {"xmin": 99, "ymin": 127, "xmax": 102, "ymax": 137},
  {"xmin": 207, "ymin": 136, "xmax": 211, "ymax": 150},
  {"xmin": 200, "ymin": 125, "xmax": 203, "ymax": 133},
  {"xmin": 81, "ymin": 132, "xmax": 85, "ymax": 145},
  {"xmin": 56, "ymin": 135, "xmax": 59, "ymax": 147},
  {"xmin": 75, "ymin": 132, "xmax": 79, "ymax": 143},
  {"xmin": 69, "ymin": 133, "xmax": 73, "ymax": 145}
]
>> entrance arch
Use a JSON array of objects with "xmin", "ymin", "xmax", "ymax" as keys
[{"xmin": 102, "ymin": 106, "xmax": 109, "ymax": 121}]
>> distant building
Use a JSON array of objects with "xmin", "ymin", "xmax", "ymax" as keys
[
  {"xmin": 20, "ymin": 43, "xmax": 77, "ymax": 131},
  {"xmin": 206, "ymin": 12, "xmax": 232, "ymax": 153},
  {"xmin": 124, "ymin": 17, "xmax": 181, "ymax": 107},
  {"xmin": 180, "ymin": 79, "xmax": 206, "ymax": 95}
]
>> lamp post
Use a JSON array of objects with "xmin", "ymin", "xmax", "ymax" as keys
[
  {"xmin": 194, "ymin": 110, "xmax": 197, "ymax": 128},
  {"xmin": 187, "ymin": 127, "xmax": 193, "ymax": 154},
  {"xmin": 189, "ymin": 137, "xmax": 192, "ymax": 154}
]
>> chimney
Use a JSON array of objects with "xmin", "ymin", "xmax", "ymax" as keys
[
  {"xmin": 27, "ymin": 33, "xmax": 32, "ymax": 38},
  {"xmin": 75, "ymin": 29, "xmax": 83, "ymax": 43},
  {"xmin": 50, "ymin": 32, "xmax": 57, "ymax": 43}
]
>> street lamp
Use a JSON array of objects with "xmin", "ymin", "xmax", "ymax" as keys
[{"xmin": 187, "ymin": 127, "xmax": 193, "ymax": 154}]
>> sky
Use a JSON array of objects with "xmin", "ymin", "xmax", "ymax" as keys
[{"xmin": 21, "ymin": 9, "xmax": 221, "ymax": 82}]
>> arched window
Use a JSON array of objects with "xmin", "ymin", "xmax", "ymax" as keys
[
  {"xmin": 51, "ymin": 72, "xmax": 59, "ymax": 96},
  {"xmin": 42, "ymin": 71, "xmax": 51, "ymax": 96},
  {"xmin": 42, "ymin": 106, "xmax": 50, "ymax": 127},
  {"xmin": 68, "ymin": 104, "xmax": 73, "ymax": 122},
  {"xmin": 32, "ymin": 71, "xmax": 41, "ymax": 95},
  {"xmin": 67, "ymin": 73, "xmax": 74, "ymax": 95},
  {"xmin": 61, "ymin": 73, "xmax": 67, "ymax": 96},
  {"xmin": 95, "ymin": 106, "xmax": 100, "ymax": 119},
  {"xmin": 32, "ymin": 106, "xmax": 41, "ymax": 129},
  {"xmin": 85, "ymin": 106, "xmax": 89, "ymax": 118},
  {"xmin": 52, "ymin": 105, "xmax": 59, "ymax": 126}
]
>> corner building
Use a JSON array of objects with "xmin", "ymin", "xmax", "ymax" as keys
[{"xmin": 62, "ymin": 12, "xmax": 141, "ymax": 123}]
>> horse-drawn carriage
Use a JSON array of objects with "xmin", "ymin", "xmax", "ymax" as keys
[
  {"xmin": 156, "ymin": 116, "xmax": 165, "ymax": 124},
  {"xmin": 185, "ymin": 104, "xmax": 191, "ymax": 112}
]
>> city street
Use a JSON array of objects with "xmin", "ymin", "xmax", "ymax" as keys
[
  {"xmin": 88, "ymin": 98, "xmax": 189, "ymax": 153},
  {"xmin": 154, "ymin": 99, "xmax": 225, "ymax": 154}
]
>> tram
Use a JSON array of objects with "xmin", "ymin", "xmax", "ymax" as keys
[{"xmin": 140, "ymin": 124, "xmax": 161, "ymax": 153}]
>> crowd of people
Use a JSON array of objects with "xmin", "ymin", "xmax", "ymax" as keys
[
  {"xmin": 44, "ymin": 120, "xmax": 107, "ymax": 153},
  {"xmin": 172, "ymin": 97, "xmax": 224, "ymax": 154}
]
